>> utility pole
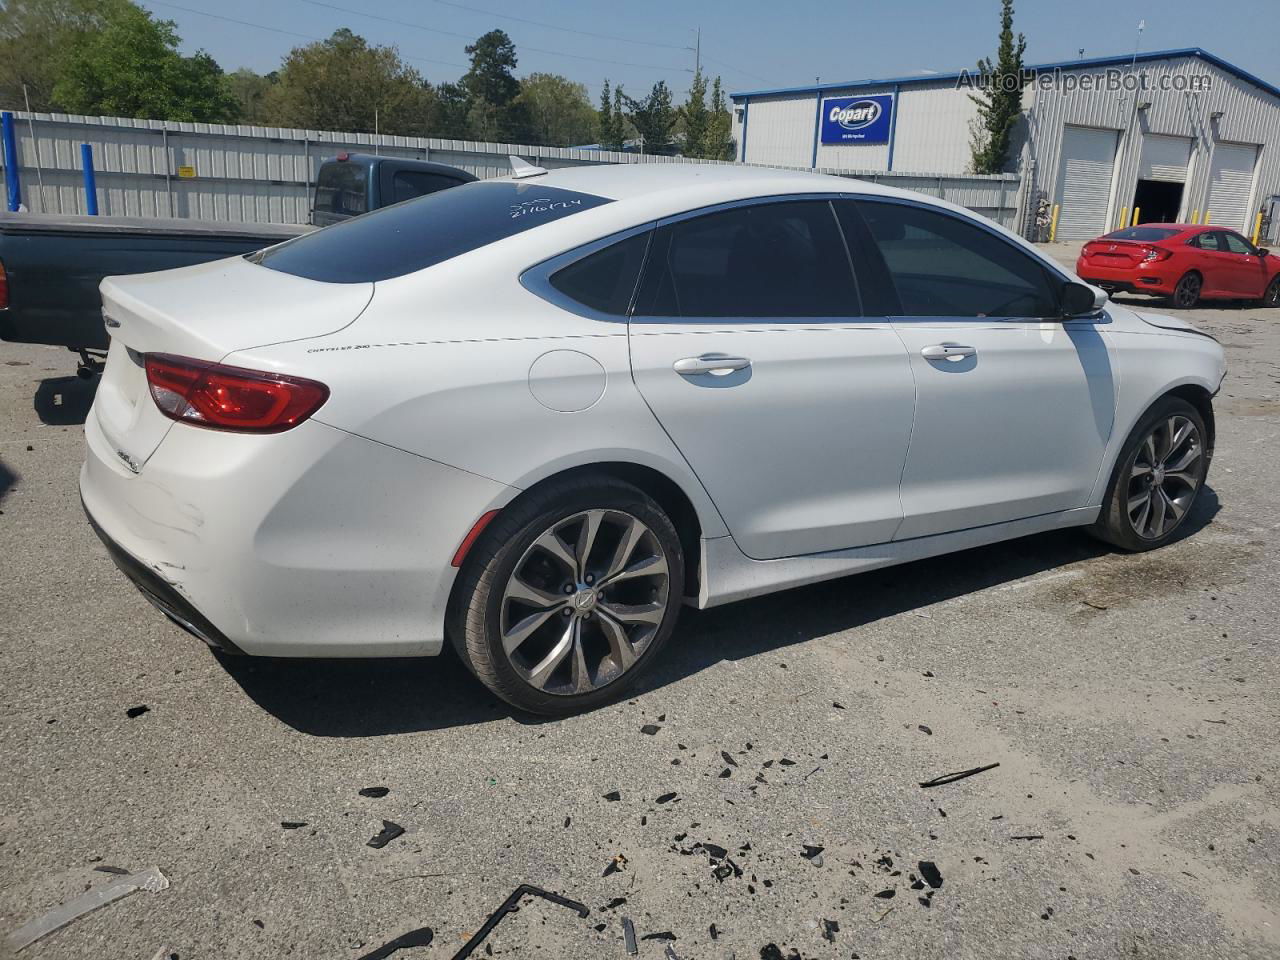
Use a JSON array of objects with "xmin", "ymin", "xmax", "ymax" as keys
[{"xmin": 694, "ymin": 27, "xmax": 701, "ymax": 75}]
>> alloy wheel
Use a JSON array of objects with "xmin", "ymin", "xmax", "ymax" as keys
[
  {"xmin": 1126, "ymin": 415, "xmax": 1202, "ymax": 540},
  {"xmin": 499, "ymin": 509, "xmax": 670, "ymax": 696},
  {"xmin": 1173, "ymin": 274, "xmax": 1201, "ymax": 308},
  {"xmin": 1265, "ymin": 277, "xmax": 1280, "ymax": 308}
]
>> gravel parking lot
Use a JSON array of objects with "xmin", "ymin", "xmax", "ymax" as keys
[{"xmin": 2, "ymin": 255, "xmax": 1278, "ymax": 960}]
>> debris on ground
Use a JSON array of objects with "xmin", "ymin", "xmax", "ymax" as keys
[
  {"xmin": 918, "ymin": 762, "xmax": 1000, "ymax": 788},
  {"xmin": 641, "ymin": 724, "xmax": 661, "ymax": 735},
  {"xmin": 359, "ymin": 787, "xmax": 390, "ymax": 798},
  {"xmin": 800, "ymin": 845, "xmax": 824, "ymax": 867},
  {"xmin": 281, "ymin": 821, "xmax": 307, "ymax": 830},
  {"xmin": 366, "ymin": 820, "xmax": 405, "ymax": 849},
  {"xmin": 602, "ymin": 790, "xmax": 622, "ymax": 802},
  {"xmin": 7, "ymin": 866, "xmax": 168, "ymax": 953},
  {"xmin": 917, "ymin": 724, "xmax": 933, "ymax": 735},
  {"xmin": 602, "ymin": 854, "xmax": 628, "ymax": 877},
  {"xmin": 125, "ymin": 705, "xmax": 149, "ymax": 719},
  {"xmin": 355, "ymin": 925, "xmax": 433, "ymax": 959},
  {"xmin": 622, "ymin": 916, "xmax": 638, "ymax": 955},
  {"xmin": 917, "ymin": 861, "xmax": 943, "ymax": 888},
  {"xmin": 663, "ymin": 944, "xmax": 682, "ymax": 960},
  {"xmin": 642, "ymin": 931, "xmax": 676, "ymax": 941},
  {"xmin": 821, "ymin": 918, "xmax": 839, "ymax": 941},
  {"xmin": 92, "ymin": 865, "xmax": 129, "ymax": 875},
  {"xmin": 1011, "ymin": 834, "xmax": 1045, "ymax": 841},
  {"xmin": 451, "ymin": 884, "xmax": 588, "ymax": 960},
  {"xmin": 656, "ymin": 792, "xmax": 677, "ymax": 804}
]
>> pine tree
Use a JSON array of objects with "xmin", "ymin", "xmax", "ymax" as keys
[
  {"xmin": 681, "ymin": 69, "xmax": 710, "ymax": 158},
  {"xmin": 968, "ymin": 0, "xmax": 1027, "ymax": 174},
  {"xmin": 706, "ymin": 76, "xmax": 734, "ymax": 160}
]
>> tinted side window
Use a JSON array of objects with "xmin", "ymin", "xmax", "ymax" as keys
[
  {"xmin": 851, "ymin": 200, "xmax": 1060, "ymax": 318},
  {"xmin": 549, "ymin": 231, "xmax": 651, "ymax": 315},
  {"xmin": 391, "ymin": 171, "xmax": 462, "ymax": 204},
  {"xmin": 634, "ymin": 201, "xmax": 859, "ymax": 318},
  {"xmin": 1194, "ymin": 232, "xmax": 1225, "ymax": 251},
  {"xmin": 1221, "ymin": 232, "xmax": 1253, "ymax": 255},
  {"xmin": 314, "ymin": 163, "xmax": 367, "ymax": 216}
]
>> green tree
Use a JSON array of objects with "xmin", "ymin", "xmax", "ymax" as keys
[
  {"xmin": 429, "ymin": 81, "xmax": 472, "ymax": 138},
  {"xmin": 265, "ymin": 28, "xmax": 434, "ymax": 135},
  {"xmin": 705, "ymin": 76, "xmax": 735, "ymax": 160},
  {"xmin": 597, "ymin": 79, "xmax": 619, "ymax": 149},
  {"xmin": 0, "ymin": 0, "xmax": 116, "ymax": 111},
  {"xmin": 52, "ymin": 2, "xmax": 238, "ymax": 121},
  {"xmin": 624, "ymin": 80, "xmax": 675, "ymax": 155},
  {"xmin": 227, "ymin": 68, "xmax": 277, "ymax": 124},
  {"xmin": 460, "ymin": 28, "xmax": 529, "ymax": 141},
  {"xmin": 680, "ymin": 69, "xmax": 710, "ymax": 157},
  {"xmin": 968, "ymin": 0, "xmax": 1027, "ymax": 173},
  {"xmin": 517, "ymin": 73, "xmax": 596, "ymax": 146}
]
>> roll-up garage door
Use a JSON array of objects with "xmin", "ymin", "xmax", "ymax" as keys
[
  {"xmin": 1055, "ymin": 126, "xmax": 1119, "ymax": 240},
  {"xmin": 1139, "ymin": 134, "xmax": 1192, "ymax": 182},
  {"xmin": 1207, "ymin": 141, "xmax": 1259, "ymax": 231}
]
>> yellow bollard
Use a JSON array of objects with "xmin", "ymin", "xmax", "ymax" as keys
[
  {"xmin": 1118, "ymin": 207, "xmax": 1129, "ymax": 230},
  {"xmin": 1190, "ymin": 209, "xmax": 1200, "ymax": 224},
  {"xmin": 1204, "ymin": 211, "xmax": 1211, "ymax": 224},
  {"xmin": 1253, "ymin": 211, "xmax": 1264, "ymax": 245},
  {"xmin": 1050, "ymin": 204, "xmax": 1060, "ymax": 242},
  {"xmin": 1132, "ymin": 207, "xmax": 1141, "ymax": 227}
]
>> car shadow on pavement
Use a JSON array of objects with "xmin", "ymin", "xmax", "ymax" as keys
[
  {"xmin": 34, "ymin": 375, "xmax": 98, "ymax": 426},
  {"xmin": 0, "ymin": 457, "xmax": 16, "ymax": 501},
  {"xmin": 219, "ymin": 486, "xmax": 1219, "ymax": 737}
]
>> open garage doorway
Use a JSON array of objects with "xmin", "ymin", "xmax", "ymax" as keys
[{"xmin": 1132, "ymin": 179, "xmax": 1184, "ymax": 224}]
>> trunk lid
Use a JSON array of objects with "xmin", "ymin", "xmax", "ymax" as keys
[
  {"xmin": 1080, "ymin": 238, "xmax": 1164, "ymax": 268},
  {"xmin": 94, "ymin": 255, "xmax": 372, "ymax": 470}
]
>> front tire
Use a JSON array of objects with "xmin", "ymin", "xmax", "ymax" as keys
[
  {"xmin": 1090, "ymin": 396, "xmax": 1209, "ymax": 551},
  {"xmin": 448, "ymin": 476, "xmax": 684, "ymax": 716},
  {"xmin": 1261, "ymin": 275, "xmax": 1280, "ymax": 308}
]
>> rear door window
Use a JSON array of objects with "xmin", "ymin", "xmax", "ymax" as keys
[
  {"xmin": 258, "ymin": 182, "xmax": 612, "ymax": 283},
  {"xmin": 548, "ymin": 232, "xmax": 651, "ymax": 315},
  {"xmin": 844, "ymin": 199, "xmax": 1060, "ymax": 318},
  {"xmin": 633, "ymin": 200, "xmax": 859, "ymax": 318},
  {"xmin": 1221, "ymin": 232, "xmax": 1253, "ymax": 255}
]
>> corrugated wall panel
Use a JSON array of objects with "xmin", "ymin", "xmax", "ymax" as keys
[
  {"xmin": 889, "ymin": 84, "xmax": 979, "ymax": 174},
  {"xmin": 739, "ymin": 95, "xmax": 816, "ymax": 167}
]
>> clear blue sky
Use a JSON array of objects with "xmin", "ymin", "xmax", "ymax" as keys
[{"xmin": 140, "ymin": 0, "xmax": 1276, "ymax": 101}]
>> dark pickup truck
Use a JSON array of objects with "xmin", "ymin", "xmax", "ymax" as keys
[{"xmin": 0, "ymin": 153, "xmax": 475, "ymax": 369}]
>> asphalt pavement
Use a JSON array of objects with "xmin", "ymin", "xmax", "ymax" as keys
[{"xmin": 1, "ymin": 271, "xmax": 1277, "ymax": 959}]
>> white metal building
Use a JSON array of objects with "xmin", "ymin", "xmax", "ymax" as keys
[{"xmin": 731, "ymin": 48, "xmax": 1280, "ymax": 241}]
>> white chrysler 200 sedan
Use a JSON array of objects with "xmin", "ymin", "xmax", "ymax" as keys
[{"xmin": 82, "ymin": 163, "xmax": 1226, "ymax": 714}]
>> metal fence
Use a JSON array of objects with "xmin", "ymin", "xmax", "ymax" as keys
[{"xmin": 1, "ymin": 110, "xmax": 1025, "ymax": 227}]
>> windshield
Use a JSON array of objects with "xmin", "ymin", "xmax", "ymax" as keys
[{"xmin": 257, "ymin": 180, "xmax": 612, "ymax": 283}]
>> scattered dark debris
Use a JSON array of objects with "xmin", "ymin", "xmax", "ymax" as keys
[
  {"xmin": 721, "ymin": 750, "xmax": 738, "ymax": 767},
  {"xmin": 833, "ymin": 702, "xmax": 845, "ymax": 710},
  {"xmin": 642, "ymin": 931, "xmax": 676, "ymax": 941},
  {"xmin": 622, "ymin": 917, "xmax": 638, "ymax": 955},
  {"xmin": 1129, "ymin": 867, "xmax": 1141, "ymax": 875},
  {"xmin": 641, "ymin": 724, "xmax": 661, "ymax": 736},
  {"xmin": 281, "ymin": 821, "xmax": 307, "ymax": 830},
  {"xmin": 1011, "ymin": 835, "xmax": 1044, "ymax": 841},
  {"xmin": 594, "ymin": 922, "xmax": 606, "ymax": 932},
  {"xmin": 253, "ymin": 919, "xmax": 265, "ymax": 929},
  {"xmin": 778, "ymin": 758, "xmax": 796, "ymax": 767},
  {"xmin": 821, "ymin": 918, "xmax": 839, "ymax": 942},
  {"xmin": 918, "ymin": 725, "xmax": 933, "ymax": 736},
  {"xmin": 564, "ymin": 816, "xmax": 571, "ymax": 829},
  {"xmin": 917, "ymin": 861, "xmax": 943, "ymax": 888},
  {"xmin": 603, "ymin": 791, "xmax": 622, "ymax": 802},
  {"xmin": 801, "ymin": 845, "xmax": 825, "ymax": 867},
  {"xmin": 602, "ymin": 854, "xmax": 628, "ymax": 877},
  {"xmin": 602, "ymin": 897, "xmax": 627, "ymax": 910},
  {"xmin": 1203, "ymin": 719, "xmax": 1228, "ymax": 725},
  {"xmin": 918, "ymin": 762, "xmax": 1000, "ymax": 788},
  {"xmin": 366, "ymin": 821, "xmax": 405, "ymax": 849},
  {"xmin": 873, "ymin": 889, "xmax": 896, "ymax": 899},
  {"xmin": 709, "ymin": 923, "xmax": 719, "ymax": 940},
  {"xmin": 922, "ymin": 670, "xmax": 934, "ymax": 678},
  {"xmin": 93, "ymin": 865, "xmax": 130, "ymax": 875},
  {"xmin": 664, "ymin": 945, "xmax": 682, "ymax": 960},
  {"xmin": 359, "ymin": 787, "xmax": 390, "ymax": 799},
  {"xmin": 656, "ymin": 792, "xmax": 677, "ymax": 804},
  {"xmin": 451, "ymin": 884, "xmax": 589, "ymax": 960},
  {"xmin": 125, "ymin": 705, "xmax": 150, "ymax": 719},
  {"xmin": 718, "ymin": 768, "xmax": 732, "ymax": 778}
]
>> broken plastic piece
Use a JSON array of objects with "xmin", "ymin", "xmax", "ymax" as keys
[
  {"xmin": 656, "ymin": 792, "xmax": 676, "ymax": 804},
  {"xmin": 622, "ymin": 916, "xmax": 638, "ymax": 955},
  {"xmin": 356, "ymin": 926, "xmax": 433, "ymax": 959},
  {"xmin": 453, "ymin": 885, "xmax": 588, "ymax": 960},
  {"xmin": 664, "ymin": 945, "xmax": 682, "ymax": 960},
  {"xmin": 281, "ymin": 821, "xmax": 307, "ymax": 830},
  {"xmin": 640, "ymin": 724, "xmax": 660, "ymax": 735},
  {"xmin": 125, "ymin": 705, "xmax": 149, "ymax": 719},
  {"xmin": 359, "ymin": 787, "xmax": 390, "ymax": 798},
  {"xmin": 602, "ymin": 790, "xmax": 622, "ymax": 802},
  {"xmin": 822, "ymin": 918, "xmax": 840, "ymax": 941},
  {"xmin": 8, "ymin": 866, "xmax": 169, "ymax": 953},
  {"xmin": 917, "ymin": 861, "xmax": 943, "ymax": 888},
  {"xmin": 642, "ymin": 931, "xmax": 676, "ymax": 941},
  {"xmin": 366, "ymin": 820, "xmax": 405, "ymax": 849},
  {"xmin": 918, "ymin": 762, "xmax": 1000, "ymax": 788}
]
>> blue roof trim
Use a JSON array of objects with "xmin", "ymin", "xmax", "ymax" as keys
[{"xmin": 731, "ymin": 48, "xmax": 1280, "ymax": 103}]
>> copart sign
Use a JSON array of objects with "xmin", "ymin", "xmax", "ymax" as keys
[{"xmin": 820, "ymin": 94, "xmax": 893, "ymax": 144}]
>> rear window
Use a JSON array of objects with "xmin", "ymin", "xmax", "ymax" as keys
[
  {"xmin": 1104, "ymin": 227, "xmax": 1180, "ymax": 242},
  {"xmin": 257, "ymin": 182, "xmax": 612, "ymax": 283},
  {"xmin": 313, "ymin": 162, "xmax": 368, "ymax": 217}
]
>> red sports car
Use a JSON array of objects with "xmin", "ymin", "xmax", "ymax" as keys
[{"xmin": 1076, "ymin": 224, "xmax": 1280, "ymax": 309}]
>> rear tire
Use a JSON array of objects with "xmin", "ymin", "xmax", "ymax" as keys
[
  {"xmin": 1171, "ymin": 272, "xmax": 1202, "ymax": 309},
  {"xmin": 448, "ymin": 475, "xmax": 684, "ymax": 716},
  {"xmin": 1089, "ymin": 396, "xmax": 1209, "ymax": 551}
]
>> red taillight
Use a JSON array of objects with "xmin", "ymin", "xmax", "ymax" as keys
[
  {"xmin": 1142, "ymin": 246, "xmax": 1173, "ymax": 262},
  {"xmin": 144, "ymin": 353, "xmax": 329, "ymax": 433},
  {"xmin": 0, "ymin": 259, "xmax": 9, "ymax": 310}
]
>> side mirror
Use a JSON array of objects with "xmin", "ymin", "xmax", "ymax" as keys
[
  {"xmin": 1061, "ymin": 280, "xmax": 1106, "ymax": 317},
  {"xmin": 1258, "ymin": 248, "xmax": 1271, "ymax": 258}
]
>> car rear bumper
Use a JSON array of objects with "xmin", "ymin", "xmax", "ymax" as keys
[
  {"xmin": 1076, "ymin": 260, "xmax": 1175, "ymax": 295},
  {"xmin": 80, "ymin": 410, "xmax": 514, "ymax": 657}
]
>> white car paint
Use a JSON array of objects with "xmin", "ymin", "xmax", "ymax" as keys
[{"xmin": 81, "ymin": 164, "xmax": 1226, "ymax": 659}]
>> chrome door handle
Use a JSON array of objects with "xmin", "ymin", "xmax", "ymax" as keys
[
  {"xmin": 673, "ymin": 354, "xmax": 752, "ymax": 375},
  {"xmin": 921, "ymin": 343, "xmax": 976, "ymax": 361}
]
